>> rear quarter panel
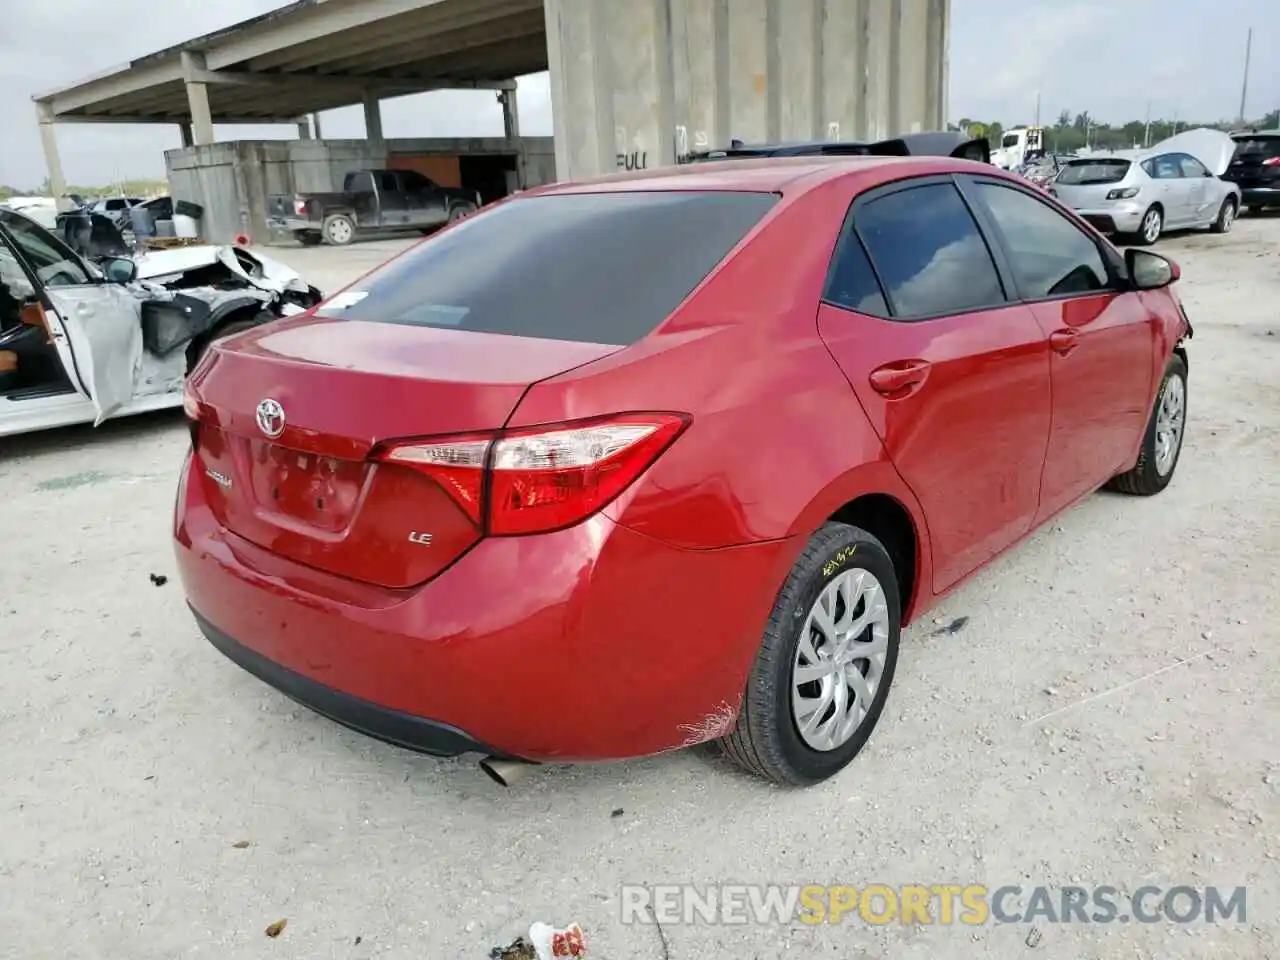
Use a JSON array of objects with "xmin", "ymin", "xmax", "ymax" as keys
[{"xmin": 507, "ymin": 170, "xmax": 935, "ymax": 588}]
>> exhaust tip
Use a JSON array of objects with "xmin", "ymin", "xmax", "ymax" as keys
[{"xmin": 479, "ymin": 756, "xmax": 534, "ymax": 786}]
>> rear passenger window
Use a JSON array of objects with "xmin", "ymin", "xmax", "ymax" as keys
[
  {"xmin": 824, "ymin": 230, "xmax": 888, "ymax": 316},
  {"xmin": 855, "ymin": 183, "xmax": 1005, "ymax": 320},
  {"xmin": 974, "ymin": 183, "xmax": 1109, "ymax": 299}
]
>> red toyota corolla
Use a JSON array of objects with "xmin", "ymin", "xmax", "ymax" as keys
[{"xmin": 175, "ymin": 155, "xmax": 1192, "ymax": 786}]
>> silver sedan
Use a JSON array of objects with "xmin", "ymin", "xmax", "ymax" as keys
[{"xmin": 1049, "ymin": 129, "xmax": 1241, "ymax": 244}]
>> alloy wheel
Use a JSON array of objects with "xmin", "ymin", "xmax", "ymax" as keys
[
  {"xmin": 1154, "ymin": 374, "xmax": 1185, "ymax": 477},
  {"xmin": 791, "ymin": 568, "xmax": 891, "ymax": 752}
]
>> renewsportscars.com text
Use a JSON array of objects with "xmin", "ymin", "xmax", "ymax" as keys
[{"xmin": 620, "ymin": 884, "xmax": 1247, "ymax": 926}]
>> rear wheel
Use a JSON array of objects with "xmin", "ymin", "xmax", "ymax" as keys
[
  {"xmin": 1109, "ymin": 354, "xmax": 1187, "ymax": 496},
  {"xmin": 322, "ymin": 214, "xmax": 355, "ymax": 246},
  {"xmin": 1210, "ymin": 198, "xmax": 1236, "ymax": 233},
  {"xmin": 448, "ymin": 203, "xmax": 475, "ymax": 223},
  {"xmin": 718, "ymin": 522, "xmax": 901, "ymax": 786},
  {"xmin": 1130, "ymin": 205, "xmax": 1163, "ymax": 245}
]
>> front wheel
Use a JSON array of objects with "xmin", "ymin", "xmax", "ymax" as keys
[
  {"xmin": 1109, "ymin": 354, "xmax": 1187, "ymax": 496},
  {"xmin": 718, "ymin": 522, "xmax": 901, "ymax": 786}
]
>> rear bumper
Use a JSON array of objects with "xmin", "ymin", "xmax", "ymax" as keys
[
  {"xmin": 194, "ymin": 608, "xmax": 505, "ymax": 758},
  {"xmin": 1066, "ymin": 202, "xmax": 1145, "ymax": 234},
  {"xmin": 175, "ymin": 451, "xmax": 794, "ymax": 762},
  {"xmin": 1238, "ymin": 186, "xmax": 1280, "ymax": 207},
  {"xmin": 268, "ymin": 217, "xmax": 321, "ymax": 232}
]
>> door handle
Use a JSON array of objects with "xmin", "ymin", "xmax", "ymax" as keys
[
  {"xmin": 1049, "ymin": 329, "xmax": 1078, "ymax": 355},
  {"xmin": 869, "ymin": 360, "xmax": 931, "ymax": 396}
]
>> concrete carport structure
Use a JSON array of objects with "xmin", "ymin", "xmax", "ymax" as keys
[{"xmin": 35, "ymin": 0, "xmax": 951, "ymax": 235}]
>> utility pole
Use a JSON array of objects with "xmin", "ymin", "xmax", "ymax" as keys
[
  {"xmin": 1144, "ymin": 102, "xmax": 1152, "ymax": 148},
  {"xmin": 1034, "ymin": 91, "xmax": 1041, "ymax": 127},
  {"xmin": 1239, "ymin": 27, "xmax": 1253, "ymax": 123}
]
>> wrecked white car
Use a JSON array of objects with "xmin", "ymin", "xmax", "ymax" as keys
[{"xmin": 0, "ymin": 207, "xmax": 322, "ymax": 438}]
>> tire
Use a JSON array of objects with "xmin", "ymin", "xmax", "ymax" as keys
[
  {"xmin": 1129, "ymin": 205, "xmax": 1163, "ymax": 246},
  {"xmin": 1109, "ymin": 354, "xmax": 1188, "ymax": 496},
  {"xmin": 718, "ymin": 522, "xmax": 901, "ymax": 786},
  {"xmin": 186, "ymin": 313, "xmax": 271, "ymax": 372},
  {"xmin": 295, "ymin": 230, "xmax": 323, "ymax": 246},
  {"xmin": 1248, "ymin": 205, "xmax": 1264, "ymax": 216},
  {"xmin": 448, "ymin": 203, "xmax": 475, "ymax": 223},
  {"xmin": 1209, "ymin": 198, "xmax": 1236, "ymax": 234},
  {"xmin": 321, "ymin": 214, "xmax": 356, "ymax": 246}
]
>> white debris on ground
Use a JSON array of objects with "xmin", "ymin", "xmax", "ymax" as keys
[{"xmin": 0, "ymin": 224, "xmax": 1276, "ymax": 959}]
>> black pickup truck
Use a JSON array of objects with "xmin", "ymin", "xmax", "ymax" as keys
[{"xmin": 268, "ymin": 169, "xmax": 482, "ymax": 246}]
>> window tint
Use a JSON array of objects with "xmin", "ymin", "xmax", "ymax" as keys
[
  {"xmin": 401, "ymin": 171, "xmax": 435, "ymax": 191},
  {"xmin": 378, "ymin": 173, "xmax": 399, "ymax": 193},
  {"xmin": 320, "ymin": 191, "xmax": 778, "ymax": 344},
  {"xmin": 0, "ymin": 211, "xmax": 91, "ymax": 287},
  {"xmin": 855, "ymin": 183, "xmax": 1005, "ymax": 320},
  {"xmin": 0, "ymin": 240, "xmax": 37, "ymax": 311},
  {"xmin": 824, "ymin": 228, "xmax": 888, "ymax": 316},
  {"xmin": 105, "ymin": 199, "xmax": 127, "ymax": 210},
  {"xmin": 1143, "ymin": 155, "xmax": 1182, "ymax": 179},
  {"xmin": 1057, "ymin": 160, "xmax": 1130, "ymax": 185},
  {"xmin": 1177, "ymin": 154, "xmax": 1208, "ymax": 178},
  {"xmin": 975, "ymin": 183, "xmax": 1109, "ymax": 299},
  {"xmin": 1232, "ymin": 135, "xmax": 1280, "ymax": 159}
]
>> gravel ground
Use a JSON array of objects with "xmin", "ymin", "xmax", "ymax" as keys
[{"xmin": 1, "ymin": 222, "xmax": 1276, "ymax": 960}]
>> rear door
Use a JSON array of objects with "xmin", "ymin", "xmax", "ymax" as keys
[
  {"xmin": 961, "ymin": 177, "xmax": 1155, "ymax": 519},
  {"xmin": 0, "ymin": 210, "xmax": 140, "ymax": 422},
  {"xmin": 1141, "ymin": 154, "xmax": 1190, "ymax": 226},
  {"xmin": 401, "ymin": 170, "xmax": 448, "ymax": 227},
  {"xmin": 377, "ymin": 172, "xmax": 408, "ymax": 226},
  {"xmin": 816, "ymin": 176, "xmax": 1052, "ymax": 593}
]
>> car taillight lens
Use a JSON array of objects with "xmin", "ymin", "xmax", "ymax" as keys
[
  {"xmin": 1107, "ymin": 187, "xmax": 1140, "ymax": 200},
  {"xmin": 374, "ymin": 413, "xmax": 690, "ymax": 535},
  {"xmin": 294, "ymin": 199, "xmax": 308, "ymax": 216}
]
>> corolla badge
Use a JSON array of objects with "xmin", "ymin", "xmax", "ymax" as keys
[{"xmin": 256, "ymin": 398, "xmax": 286, "ymax": 438}]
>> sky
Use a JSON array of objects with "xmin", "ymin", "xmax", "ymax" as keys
[{"xmin": 1, "ymin": 0, "xmax": 1276, "ymax": 188}]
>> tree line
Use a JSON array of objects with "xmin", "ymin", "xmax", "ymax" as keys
[{"xmin": 957, "ymin": 108, "xmax": 1280, "ymax": 152}]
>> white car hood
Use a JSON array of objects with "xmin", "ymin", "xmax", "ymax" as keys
[
  {"xmin": 1142, "ymin": 128, "xmax": 1236, "ymax": 177},
  {"xmin": 132, "ymin": 245, "xmax": 309, "ymax": 296}
]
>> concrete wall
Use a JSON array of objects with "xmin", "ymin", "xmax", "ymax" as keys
[
  {"xmin": 544, "ymin": 0, "xmax": 951, "ymax": 181},
  {"xmin": 164, "ymin": 136, "xmax": 556, "ymax": 244}
]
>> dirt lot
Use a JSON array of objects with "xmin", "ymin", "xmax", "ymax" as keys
[{"xmin": 1, "ymin": 222, "xmax": 1276, "ymax": 960}]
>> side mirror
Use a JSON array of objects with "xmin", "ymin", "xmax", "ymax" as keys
[
  {"xmin": 100, "ymin": 257, "xmax": 138, "ymax": 284},
  {"xmin": 1125, "ymin": 248, "xmax": 1179, "ymax": 290}
]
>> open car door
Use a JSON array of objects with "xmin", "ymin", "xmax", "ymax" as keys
[{"xmin": 42, "ymin": 286, "xmax": 142, "ymax": 424}]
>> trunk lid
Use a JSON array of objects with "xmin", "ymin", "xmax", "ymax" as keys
[
  {"xmin": 1225, "ymin": 133, "xmax": 1280, "ymax": 186},
  {"xmin": 190, "ymin": 314, "xmax": 620, "ymax": 588},
  {"xmin": 1146, "ymin": 127, "xmax": 1236, "ymax": 177}
]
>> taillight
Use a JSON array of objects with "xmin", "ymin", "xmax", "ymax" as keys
[
  {"xmin": 374, "ymin": 413, "xmax": 690, "ymax": 536},
  {"xmin": 1264, "ymin": 157, "xmax": 1280, "ymax": 167},
  {"xmin": 294, "ymin": 198, "xmax": 308, "ymax": 216}
]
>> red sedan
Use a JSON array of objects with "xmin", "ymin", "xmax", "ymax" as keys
[{"xmin": 175, "ymin": 155, "xmax": 1192, "ymax": 786}]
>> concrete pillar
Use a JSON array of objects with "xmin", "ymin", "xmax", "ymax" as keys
[
  {"xmin": 297, "ymin": 117, "xmax": 312, "ymax": 140},
  {"xmin": 180, "ymin": 51, "xmax": 215, "ymax": 145},
  {"xmin": 500, "ymin": 88, "xmax": 521, "ymax": 140},
  {"xmin": 545, "ymin": 0, "xmax": 950, "ymax": 181},
  {"xmin": 35, "ymin": 102, "xmax": 68, "ymax": 206},
  {"xmin": 311, "ymin": 112, "xmax": 324, "ymax": 139},
  {"xmin": 363, "ymin": 92, "xmax": 383, "ymax": 142},
  {"xmin": 179, "ymin": 122, "xmax": 194, "ymax": 148}
]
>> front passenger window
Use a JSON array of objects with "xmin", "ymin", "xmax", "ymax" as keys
[
  {"xmin": 974, "ymin": 183, "xmax": 1109, "ymax": 298},
  {"xmin": 0, "ymin": 213, "xmax": 92, "ymax": 288}
]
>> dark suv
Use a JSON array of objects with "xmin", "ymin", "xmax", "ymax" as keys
[
  {"xmin": 1223, "ymin": 130, "xmax": 1280, "ymax": 214},
  {"xmin": 681, "ymin": 131, "xmax": 990, "ymax": 165}
]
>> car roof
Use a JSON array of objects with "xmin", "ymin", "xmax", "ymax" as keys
[{"xmin": 531, "ymin": 155, "xmax": 975, "ymax": 197}]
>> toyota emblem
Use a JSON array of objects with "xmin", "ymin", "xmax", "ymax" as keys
[{"xmin": 256, "ymin": 398, "xmax": 286, "ymax": 438}]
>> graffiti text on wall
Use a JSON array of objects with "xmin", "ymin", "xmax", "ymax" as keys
[{"xmin": 617, "ymin": 151, "xmax": 648, "ymax": 171}]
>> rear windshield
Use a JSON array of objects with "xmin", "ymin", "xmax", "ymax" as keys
[
  {"xmin": 1056, "ymin": 159, "xmax": 1131, "ymax": 185},
  {"xmin": 318, "ymin": 190, "xmax": 778, "ymax": 345},
  {"xmin": 1232, "ymin": 136, "xmax": 1280, "ymax": 159}
]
